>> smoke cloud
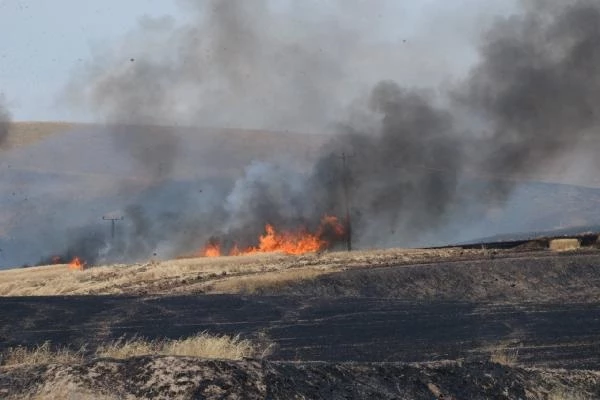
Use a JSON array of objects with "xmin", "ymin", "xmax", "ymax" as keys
[
  {"xmin": 298, "ymin": 0, "xmax": 600, "ymax": 246},
  {"xmin": 11, "ymin": 0, "xmax": 600, "ymax": 266},
  {"xmin": 463, "ymin": 0, "xmax": 600, "ymax": 176},
  {"xmin": 0, "ymin": 95, "xmax": 11, "ymax": 148}
]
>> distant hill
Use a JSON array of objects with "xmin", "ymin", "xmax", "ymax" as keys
[
  {"xmin": 3, "ymin": 121, "xmax": 79, "ymax": 149},
  {"xmin": 452, "ymin": 181, "xmax": 600, "ymax": 245},
  {"xmin": 1, "ymin": 122, "xmax": 329, "ymax": 180}
]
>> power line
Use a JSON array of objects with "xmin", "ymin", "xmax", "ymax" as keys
[
  {"xmin": 337, "ymin": 152, "xmax": 355, "ymax": 251},
  {"xmin": 102, "ymin": 216, "xmax": 124, "ymax": 239}
]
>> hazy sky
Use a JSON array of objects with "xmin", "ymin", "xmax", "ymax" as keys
[
  {"xmin": 0, "ymin": 0, "xmax": 518, "ymax": 122},
  {"xmin": 0, "ymin": 0, "xmax": 182, "ymax": 121}
]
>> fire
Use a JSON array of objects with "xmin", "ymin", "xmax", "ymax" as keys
[
  {"xmin": 199, "ymin": 215, "xmax": 345, "ymax": 257},
  {"xmin": 229, "ymin": 244, "xmax": 242, "ymax": 256},
  {"xmin": 202, "ymin": 241, "xmax": 222, "ymax": 257},
  {"xmin": 68, "ymin": 257, "xmax": 86, "ymax": 271},
  {"xmin": 245, "ymin": 224, "xmax": 326, "ymax": 255}
]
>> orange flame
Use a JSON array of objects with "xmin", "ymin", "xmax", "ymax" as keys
[
  {"xmin": 244, "ymin": 224, "xmax": 326, "ymax": 255},
  {"xmin": 201, "ymin": 241, "xmax": 222, "ymax": 257},
  {"xmin": 229, "ymin": 244, "xmax": 242, "ymax": 256},
  {"xmin": 68, "ymin": 257, "xmax": 86, "ymax": 271},
  {"xmin": 199, "ymin": 215, "xmax": 345, "ymax": 257}
]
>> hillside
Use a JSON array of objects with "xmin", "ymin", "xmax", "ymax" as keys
[
  {"xmin": 2, "ymin": 122, "xmax": 77, "ymax": 149},
  {"xmin": 1, "ymin": 122, "xmax": 328, "ymax": 178},
  {"xmin": 0, "ymin": 246, "xmax": 599, "ymax": 302}
]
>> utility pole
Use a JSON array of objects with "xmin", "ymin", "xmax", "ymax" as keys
[
  {"xmin": 337, "ymin": 152, "xmax": 355, "ymax": 251},
  {"xmin": 102, "ymin": 216, "xmax": 124, "ymax": 239}
]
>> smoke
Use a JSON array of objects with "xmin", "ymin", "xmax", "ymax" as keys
[
  {"xmin": 307, "ymin": 82, "xmax": 463, "ymax": 246},
  {"xmin": 0, "ymin": 95, "xmax": 11, "ymax": 148},
  {"xmin": 463, "ymin": 0, "xmax": 600, "ymax": 176},
  {"xmin": 67, "ymin": 0, "xmax": 491, "ymax": 151},
  {"xmin": 22, "ymin": 0, "xmax": 600, "ymax": 266},
  {"xmin": 300, "ymin": 0, "xmax": 600, "ymax": 246}
]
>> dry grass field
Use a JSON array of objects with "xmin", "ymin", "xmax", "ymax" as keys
[
  {"xmin": 2, "ymin": 244, "xmax": 599, "ymax": 302},
  {"xmin": 0, "ymin": 248, "xmax": 480, "ymax": 297}
]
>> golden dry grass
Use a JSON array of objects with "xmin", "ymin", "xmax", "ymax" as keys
[
  {"xmin": 0, "ymin": 248, "xmax": 480, "ymax": 297},
  {"xmin": 97, "ymin": 332, "xmax": 267, "ymax": 360},
  {"xmin": 207, "ymin": 267, "xmax": 326, "ymax": 294},
  {"xmin": 2, "ymin": 342, "xmax": 84, "ymax": 366},
  {"xmin": 485, "ymin": 339, "xmax": 522, "ymax": 366},
  {"xmin": 2, "ymin": 333, "xmax": 270, "ymax": 369},
  {"xmin": 489, "ymin": 347, "xmax": 519, "ymax": 366},
  {"xmin": 549, "ymin": 238, "xmax": 581, "ymax": 252}
]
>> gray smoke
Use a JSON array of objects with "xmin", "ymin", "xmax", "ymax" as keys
[
  {"xmin": 299, "ymin": 0, "xmax": 600, "ymax": 246},
  {"xmin": 307, "ymin": 82, "xmax": 463, "ymax": 247},
  {"xmin": 0, "ymin": 95, "xmax": 11, "ymax": 148},
  {"xmin": 463, "ymin": 0, "xmax": 600, "ymax": 176},
  {"xmin": 42, "ymin": 0, "xmax": 600, "ymax": 266},
  {"xmin": 67, "ymin": 0, "xmax": 486, "ymax": 152}
]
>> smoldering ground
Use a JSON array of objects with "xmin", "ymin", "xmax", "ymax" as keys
[{"xmin": 3, "ymin": 0, "xmax": 600, "ymax": 267}]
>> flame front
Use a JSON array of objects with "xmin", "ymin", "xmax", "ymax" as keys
[
  {"xmin": 244, "ymin": 224, "xmax": 326, "ymax": 255},
  {"xmin": 199, "ymin": 215, "xmax": 345, "ymax": 257},
  {"xmin": 202, "ymin": 241, "xmax": 221, "ymax": 257},
  {"xmin": 68, "ymin": 257, "xmax": 86, "ymax": 271}
]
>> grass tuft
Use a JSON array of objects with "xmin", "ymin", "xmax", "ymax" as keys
[
  {"xmin": 96, "ymin": 333, "xmax": 265, "ymax": 360},
  {"xmin": 161, "ymin": 332, "xmax": 259, "ymax": 360},
  {"xmin": 2, "ymin": 341, "xmax": 84, "ymax": 366},
  {"xmin": 549, "ymin": 238, "xmax": 580, "ymax": 252},
  {"xmin": 2, "ymin": 332, "xmax": 272, "ymax": 369},
  {"xmin": 489, "ymin": 347, "xmax": 519, "ymax": 366}
]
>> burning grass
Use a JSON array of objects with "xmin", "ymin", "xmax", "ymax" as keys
[{"xmin": 199, "ymin": 215, "xmax": 345, "ymax": 257}]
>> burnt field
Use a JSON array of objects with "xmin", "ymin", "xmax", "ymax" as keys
[
  {"xmin": 2, "ymin": 248, "xmax": 600, "ymax": 398},
  {"xmin": 2, "ymin": 249, "xmax": 600, "ymax": 370},
  {"xmin": 1, "ymin": 295, "xmax": 599, "ymax": 369}
]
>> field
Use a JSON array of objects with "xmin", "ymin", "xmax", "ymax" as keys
[{"xmin": 1, "ymin": 243, "xmax": 600, "ymax": 399}]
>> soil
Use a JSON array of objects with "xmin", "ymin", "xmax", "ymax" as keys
[{"xmin": 1, "ymin": 357, "xmax": 599, "ymax": 400}]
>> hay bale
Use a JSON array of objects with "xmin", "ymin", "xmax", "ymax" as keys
[{"xmin": 549, "ymin": 238, "xmax": 580, "ymax": 252}]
